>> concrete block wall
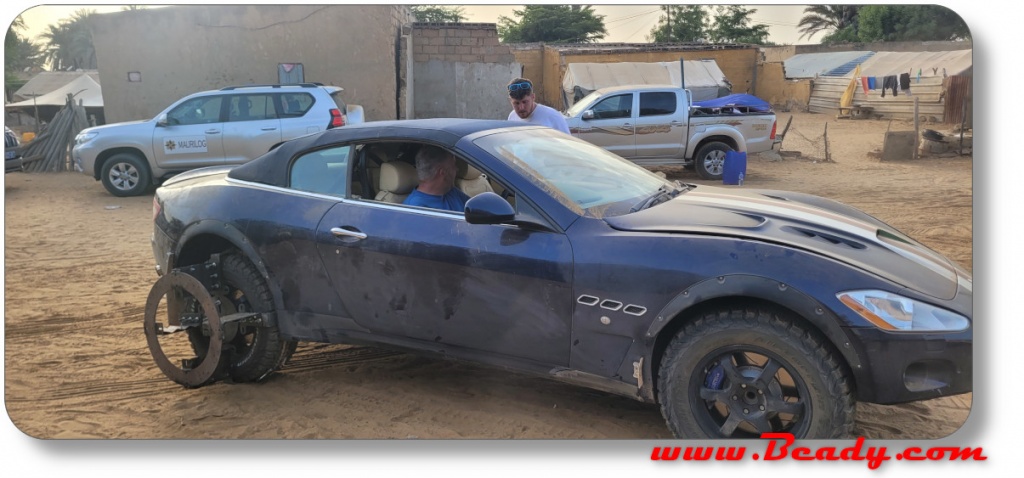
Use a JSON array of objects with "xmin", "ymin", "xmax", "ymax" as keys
[
  {"xmin": 410, "ymin": 23, "xmax": 520, "ymax": 120},
  {"xmin": 90, "ymin": 5, "xmax": 409, "ymax": 123}
]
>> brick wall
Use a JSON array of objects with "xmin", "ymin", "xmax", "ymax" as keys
[{"xmin": 411, "ymin": 23, "xmax": 515, "ymax": 64}]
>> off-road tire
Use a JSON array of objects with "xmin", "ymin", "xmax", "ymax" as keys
[
  {"xmin": 188, "ymin": 253, "xmax": 293, "ymax": 382},
  {"xmin": 657, "ymin": 307, "xmax": 854, "ymax": 439},
  {"xmin": 694, "ymin": 141, "xmax": 732, "ymax": 180},
  {"xmin": 100, "ymin": 152, "xmax": 151, "ymax": 197}
]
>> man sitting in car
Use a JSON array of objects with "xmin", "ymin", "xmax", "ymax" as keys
[{"xmin": 403, "ymin": 146, "xmax": 470, "ymax": 212}]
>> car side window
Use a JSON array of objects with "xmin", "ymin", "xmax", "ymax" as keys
[
  {"xmin": 639, "ymin": 92, "xmax": 677, "ymax": 117},
  {"xmin": 167, "ymin": 96, "xmax": 224, "ymax": 125},
  {"xmin": 277, "ymin": 93, "xmax": 313, "ymax": 117},
  {"xmin": 290, "ymin": 145, "xmax": 350, "ymax": 196},
  {"xmin": 591, "ymin": 94, "xmax": 632, "ymax": 119},
  {"xmin": 228, "ymin": 94, "xmax": 275, "ymax": 122}
]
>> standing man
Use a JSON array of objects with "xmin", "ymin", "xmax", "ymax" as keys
[{"xmin": 507, "ymin": 77, "xmax": 570, "ymax": 134}]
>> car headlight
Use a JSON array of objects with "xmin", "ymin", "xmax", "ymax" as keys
[
  {"xmin": 837, "ymin": 290, "xmax": 970, "ymax": 332},
  {"xmin": 75, "ymin": 132, "xmax": 98, "ymax": 145}
]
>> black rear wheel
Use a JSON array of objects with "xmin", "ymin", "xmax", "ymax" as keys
[
  {"xmin": 658, "ymin": 307, "xmax": 854, "ymax": 439},
  {"xmin": 694, "ymin": 142, "xmax": 731, "ymax": 180},
  {"xmin": 186, "ymin": 253, "xmax": 294, "ymax": 382}
]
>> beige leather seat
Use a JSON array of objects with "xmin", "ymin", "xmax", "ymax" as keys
[
  {"xmin": 456, "ymin": 162, "xmax": 494, "ymax": 197},
  {"xmin": 375, "ymin": 161, "xmax": 417, "ymax": 204}
]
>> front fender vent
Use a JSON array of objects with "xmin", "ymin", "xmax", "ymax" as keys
[{"xmin": 785, "ymin": 226, "xmax": 866, "ymax": 250}]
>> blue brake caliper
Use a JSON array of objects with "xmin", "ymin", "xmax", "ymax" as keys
[{"xmin": 704, "ymin": 363, "xmax": 725, "ymax": 390}]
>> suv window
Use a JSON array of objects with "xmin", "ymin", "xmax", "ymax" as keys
[
  {"xmin": 639, "ymin": 92, "xmax": 677, "ymax": 117},
  {"xmin": 290, "ymin": 145, "xmax": 351, "ymax": 196},
  {"xmin": 168, "ymin": 96, "xmax": 224, "ymax": 125},
  {"xmin": 591, "ymin": 94, "xmax": 632, "ymax": 119},
  {"xmin": 277, "ymin": 93, "xmax": 314, "ymax": 118},
  {"xmin": 228, "ymin": 94, "xmax": 276, "ymax": 122}
]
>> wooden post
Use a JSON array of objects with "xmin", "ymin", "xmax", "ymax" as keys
[
  {"xmin": 824, "ymin": 122, "xmax": 830, "ymax": 162},
  {"xmin": 959, "ymin": 99, "xmax": 967, "ymax": 155},
  {"xmin": 913, "ymin": 96, "xmax": 920, "ymax": 160}
]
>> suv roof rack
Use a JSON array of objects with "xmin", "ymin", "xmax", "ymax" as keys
[{"xmin": 220, "ymin": 83, "xmax": 324, "ymax": 90}]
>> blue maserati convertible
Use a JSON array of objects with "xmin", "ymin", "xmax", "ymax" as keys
[{"xmin": 147, "ymin": 119, "xmax": 972, "ymax": 439}]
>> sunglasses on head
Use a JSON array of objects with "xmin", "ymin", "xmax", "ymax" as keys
[{"xmin": 508, "ymin": 82, "xmax": 532, "ymax": 92}]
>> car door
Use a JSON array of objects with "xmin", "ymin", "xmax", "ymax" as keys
[
  {"xmin": 573, "ymin": 93, "xmax": 636, "ymax": 158},
  {"xmin": 634, "ymin": 91, "xmax": 685, "ymax": 158},
  {"xmin": 275, "ymin": 92, "xmax": 323, "ymax": 141},
  {"xmin": 151, "ymin": 94, "xmax": 226, "ymax": 168},
  {"xmin": 221, "ymin": 93, "xmax": 283, "ymax": 165},
  {"xmin": 315, "ymin": 147, "xmax": 574, "ymax": 366}
]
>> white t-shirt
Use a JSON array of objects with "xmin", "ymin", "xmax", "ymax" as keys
[{"xmin": 508, "ymin": 103, "xmax": 571, "ymax": 134}]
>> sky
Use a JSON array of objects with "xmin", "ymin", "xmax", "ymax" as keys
[{"xmin": 7, "ymin": 3, "xmax": 815, "ymax": 46}]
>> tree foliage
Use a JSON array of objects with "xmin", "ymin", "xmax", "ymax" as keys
[
  {"xmin": 798, "ymin": 5, "xmax": 969, "ymax": 44},
  {"xmin": 708, "ymin": 5, "xmax": 771, "ymax": 44},
  {"xmin": 797, "ymin": 5, "xmax": 860, "ymax": 41},
  {"xmin": 5, "ymin": 15, "xmax": 44, "ymax": 87},
  {"xmin": 39, "ymin": 9, "xmax": 98, "ymax": 71},
  {"xmin": 410, "ymin": 5, "xmax": 467, "ymax": 23},
  {"xmin": 648, "ymin": 5, "xmax": 709, "ymax": 43},
  {"xmin": 648, "ymin": 5, "xmax": 771, "ymax": 45},
  {"xmin": 856, "ymin": 5, "xmax": 970, "ymax": 42},
  {"xmin": 498, "ymin": 5, "xmax": 607, "ymax": 43}
]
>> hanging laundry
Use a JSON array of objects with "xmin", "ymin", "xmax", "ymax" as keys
[
  {"xmin": 899, "ymin": 73, "xmax": 912, "ymax": 97},
  {"xmin": 868, "ymin": 76, "xmax": 877, "ymax": 90},
  {"xmin": 861, "ymin": 76, "xmax": 869, "ymax": 95},
  {"xmin": 882, "ymin": 75, "xmax": 898, "ymax": 97}
]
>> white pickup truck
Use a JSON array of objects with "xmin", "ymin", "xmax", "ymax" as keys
[{"xmin": 564, "ymin": 85, "xmax": 779, "ymax": 180}]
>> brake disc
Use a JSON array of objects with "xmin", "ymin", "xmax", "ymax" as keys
[{"xmin": 143, "ymin": 270, "xmax": 225, "ymax": 388}]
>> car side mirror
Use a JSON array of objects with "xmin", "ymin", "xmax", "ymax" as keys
[
  {"xmin": 464, "ymin": 192, "xmax": 515, "ymax": 225},
  {"xmin": 582, "ymin": 110, "xmax": 595, "ymax": 120},
  {"xmin": 156, "ymin": 113, "xmax": 169, "ymax": 127}
]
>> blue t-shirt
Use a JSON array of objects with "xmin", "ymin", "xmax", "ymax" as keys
[{"xmin": 403, "ymin": 188, "xmax": 471, "ymax": 212}]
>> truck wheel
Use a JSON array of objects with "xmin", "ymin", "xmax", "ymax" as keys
[
  {"xmin": 187, "ymin": 253, "xmax": 293, "ymax": 383},
  {"xmin": 657, "ymin": 307, "xmax": 854, "ymax": 439},
  {"xmin": 694, "ymin": 142, "xmax": 731, "ymax": 180},
  {"xmin": 100, "ymin": 153, "xmax": 151, "ymax": 197}
]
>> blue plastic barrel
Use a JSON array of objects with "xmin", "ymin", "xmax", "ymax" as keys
[{"xmin": 722, "ymin": 151, "xmax": 747, "ymax": 185}]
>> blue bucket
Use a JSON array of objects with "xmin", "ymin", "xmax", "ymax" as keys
[{"xmin": 722, "ymin": 151, "xmax": 747, "ymax": 185}]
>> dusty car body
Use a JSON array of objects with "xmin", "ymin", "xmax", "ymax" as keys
[{"xmin": 147, "ymin": 119, "xmax": 971, "ymax": 439}]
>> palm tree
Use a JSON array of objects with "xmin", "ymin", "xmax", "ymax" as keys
[
  {"xmin": 39, "ymin": 9, "xmax": 97, "ymax": 71},
  {"xmin": 797, "ymin": 5, "xmax": 860, "ymax": 41}
]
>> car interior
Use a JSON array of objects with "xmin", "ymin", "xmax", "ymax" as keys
[{"xmin": 350, "ymin": 142, "xmax": 513, "ymax": 208}]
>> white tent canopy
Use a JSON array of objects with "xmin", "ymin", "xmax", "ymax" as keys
[
  {"xmin": 6, "ymin": 74, "xmax": 104, "ymax": 108},
  {"xmin": 561, "ymin": 60, "xmax": 732, "ymax": 109}
]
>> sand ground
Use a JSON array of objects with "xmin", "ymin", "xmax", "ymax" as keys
[{"xmin": 3, "ymin": 112, "xmax": 972, "ymax": 439}]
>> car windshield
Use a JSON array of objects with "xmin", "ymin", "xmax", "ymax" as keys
[
  {"xmin": 473, "ymin": 128, "xmax": 680, "ymax": 218},
  {"xmin": 565, "ymin": 91, "xmax": 603, "ymax": 117}
]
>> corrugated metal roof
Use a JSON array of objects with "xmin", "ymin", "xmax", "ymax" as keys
[
  {"xmin": 845, "ymin": 50, "xmax": 972, "ymax": 78},
  {"xmin": 783, "ymin": 51, "xmax": 873, "ymax": 79},
  {"xmin": 11, "ymin": 70, "xmax": 101, "ymax": 102},
  {"xmin": 824, "ymin": 52, "xmax": 876, "ymax": 76}
]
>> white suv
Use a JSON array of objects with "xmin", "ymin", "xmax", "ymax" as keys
[{"xmin": 74, "ymin": 83, "xmax": 364, "ymax": 196}]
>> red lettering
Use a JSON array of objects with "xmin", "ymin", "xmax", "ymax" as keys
[
  {"xmin": 791, "ymin": 446, "xmax": 814, "ymax": 460},
  {"xmin": 761, "ymin": 432, "xmax": 794, "ymax": 460},
  {"xmin": 651, "ymin": 447, "xmax": 680, "ymax": 461},
  {"xmin": 683, "ymin": 447, "xmax": 713, "ymax": 461},
  {"xmin": 903, "ymin": 447, "xmax": 925, "ymax": 460}
]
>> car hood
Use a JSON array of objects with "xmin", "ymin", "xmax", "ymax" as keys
[
  {"xmin": 604, "ymin": 185, "xmax": 961, "ymax": 300},
  {"xmin": 81, "ymin": 119, "xmax": 151, "ymax": 134}
]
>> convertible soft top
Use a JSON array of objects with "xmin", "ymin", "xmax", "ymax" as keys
[{"xmin": 229, "ymin": 118, "xmax": 527, "ymax": 187}]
